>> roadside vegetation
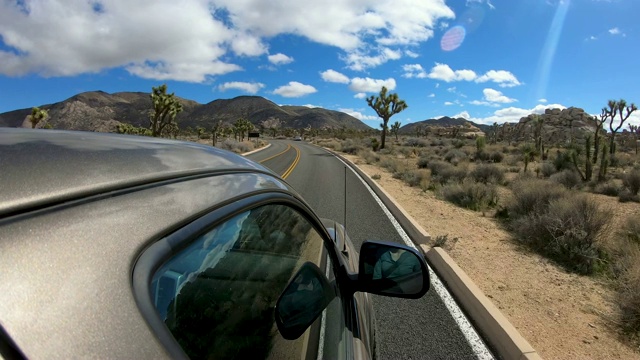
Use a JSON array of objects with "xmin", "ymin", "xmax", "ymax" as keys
[{"xmin": 315, "ymin": 98, "xmax": 640, "ymax": 345}]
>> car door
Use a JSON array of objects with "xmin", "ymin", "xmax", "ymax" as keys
[{"xmin": 133, "ymin": 194, "xmax": 355, "ymax": 359}]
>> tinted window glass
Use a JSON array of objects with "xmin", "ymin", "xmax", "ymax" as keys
[{"xmin": 151, "ymin": 204, "xmax": 339, "ymax": 359}]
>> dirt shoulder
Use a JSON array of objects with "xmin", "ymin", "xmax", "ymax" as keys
[{"xmin": 342, "ymin": 153, "xmax": 640, "ymax": 360}]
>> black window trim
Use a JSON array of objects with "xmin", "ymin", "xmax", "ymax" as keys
[{"xmin": 132, "ymin": 190, "xmax": 347, "ymax": 358}]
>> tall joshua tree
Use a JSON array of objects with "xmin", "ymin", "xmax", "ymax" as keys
[
  {"xmin": 606, "ymin": 99, "xmax": 637, "ymax": 155},
  {"xmin": 366, "ymin": 86, "xmax": 407, "ymax": 150},
  {"xmin": 149, "ymin": 84, "xmax": 183, "ymax": 137}
]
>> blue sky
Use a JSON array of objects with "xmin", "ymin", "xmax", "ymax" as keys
[{"xmin": 0, "ymin": 0, "xmax": 638, "ymax": 127}]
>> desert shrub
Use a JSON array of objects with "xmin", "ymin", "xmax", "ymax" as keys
[
  {"xmin": 550, "ymin": 169, "xmax": 582, "ymax": 189},
  {"xmin": 379, "ymin": 157, "xmax": 405, "ymax": 175},
  {"xmin": 371, "ymin": 174, "xmax": 381, "ymax": 180},
  {"xmin": 553, "ymin": 151, "xmax": 573, "ymax": 171},
  {"xmin": 618, "ymin": 262, "xmax": 640, "ymax": 335},
  {"xmin": 441, "ymin": 179, "xmax": 498, "ymax": 211},
  {"xmin": 317, "ymin": 139, "xmax": 340, "ymax": 150},
  {"xmin": 398, "ymin": 146, "xmax": 419, "ymax": 158},
  {"xmin": 539, "ymin": 161, "xmax": 557, "ymax": 178},
  {"xmin": 452, "ymin": 139, "xmax": 466, "ymax": 149},
  {"xmin": 432, "ymin": 234, "xmax": 459, "ymax": 249},
  {"xmin": 592, "ymin": 181, "xmax": 620, "ymax": 197},
  {"xmin": 404, "ymin": 138, "xmax": 429, "ymax": 147},
  {"xmin": 622, "ymin": 170, "xmax": 640, "ymax": 195},
  {"xmin": 470, "ymin": 164, "xmax": 505, "ymax": 184},
  {"xmin": 510, "ymin": 194, "xmax": 611, "ymax": 275},
  {"xmin": 218, "ymin": 139, "xmax": 253, "ymax": 153},
  {"xmin": 489, "ymin": 151, "xmax": 504, "ymax": 163},
  {"xmin": 370, "ymin": 138, "xmax": 380, "ymax": 151},
  {"xmin": 505, "ymin": 154, "xmax": 520, "ymax": 167},
  {"xmin": 340, "ymin": 139, "xmax": 362, "ymax": 154},
  {"xmin": 402, "ymin": 169, "xmax": 430, "ymax": 190},
  {"xmin": 621, "ymin": 215, "xmax": 640, "ymax": 245},
  {"xmin": 428, "ymin": 161, "xmax": 467, "ymax": 184},
  {"xmin": 359, "ymin": 150, "xmax": 380, "ymax": 164},
  {"xmin": 378, "ymin": 148, "xmax": 393, "ymax": 155},
  {"xmin": 416, "ymin": 156, "xmax": 429, "ymax": 169},
  {"xmin": 509, "ymin": 178, "xmax": 567, "ymax": 217},
  {"xmin": 444, "ymin": 149, "xmax": 467, "ymax": 164},
  {"xmin": 619, "ymin": 189, "xmax": 640, "ymax": 203}
]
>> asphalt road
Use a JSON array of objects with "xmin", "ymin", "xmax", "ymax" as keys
[{"xmin": 247, "ymin": 140, "xmax": 493, "ymax": 360}]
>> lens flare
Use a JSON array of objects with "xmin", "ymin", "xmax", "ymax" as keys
[{"xmin": 440, "ymin": 25, "xmax": 466, "ymax": 51}]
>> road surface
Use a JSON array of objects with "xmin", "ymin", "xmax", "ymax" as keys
[{"xmin": 246, "ymin": 140, "xmax": 494, "ymax": 360}]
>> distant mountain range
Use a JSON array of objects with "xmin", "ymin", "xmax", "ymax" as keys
[{"xmin": 0, "ymin": 91, "xmax": 372, "ymax": 132}]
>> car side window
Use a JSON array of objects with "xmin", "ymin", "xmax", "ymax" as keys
[{"xmin": 151, "ymin": 204, "xmax": 341, "ymax": 359}]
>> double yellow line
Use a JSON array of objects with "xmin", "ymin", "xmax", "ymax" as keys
[
  {"xmin": 281, "ymin": 146, "xmax": 300, "ymax": 179},
  {"xmin": 258, "ymin": 143, "xmax": 300, "ymax": 179}
]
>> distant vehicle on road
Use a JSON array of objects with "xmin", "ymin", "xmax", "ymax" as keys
[
  {"xmin": 0, "ymin": 129, "xmax": 430, "ymax": 359},
  {"xmin": 294, "ymin": 136, "xmax": 302, "ymax": 141}
]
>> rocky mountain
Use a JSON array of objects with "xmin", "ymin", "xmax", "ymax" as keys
[
  {"xmin": 0, "ymin": 91, "xmax": 372, "ymax": 132},
  {"xmin": 514, "ymin": 107, "xmax": 598, "ymax": 144},
  {"xmin": 399, "ymin": 116, "xmax": 488, "ymax": 137}
]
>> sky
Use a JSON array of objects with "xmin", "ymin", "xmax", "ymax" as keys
[{"xmin": 0, "ymin": 0, "xmax": 639, "ymax": 128}]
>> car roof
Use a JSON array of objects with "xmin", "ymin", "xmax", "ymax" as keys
[{"xmin": 0, "ymin": 128, "xmax": 274, "ymax": 218}]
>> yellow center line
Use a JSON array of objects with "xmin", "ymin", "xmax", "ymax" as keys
[
  {"xmin": 258, "ymin": 143, "xmax": 291, "ymax": 163},
  {"xmin": 282, "ymin": 145, "xmax": 301, "ymax": 179}
]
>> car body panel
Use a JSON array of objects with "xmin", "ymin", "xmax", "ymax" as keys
[
  {"xmin": 0, "ymin": 129, "xmax": 380, "ymax": 359},
  {"xmin": 0, "ymin": 129, "xmax": 272, "ymax": 218}
]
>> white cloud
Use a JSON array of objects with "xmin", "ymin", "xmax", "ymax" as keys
[
  {"xmin": 354, "ymin": 92, "xmax": 367, "ymax": 99},
  {"xmin": 469, "ymin": 100, "xmax": 499, "ymax": 107},
  {"xmin": 218, "ymin": 81, "xmax": 265, "ymax": 94},
  {"xmin": 344, "ymin": 47, "xmax": 402, "ymax": 71},
  {"xmin": 585, "ymin": 35, "xmax": 598, "ymax": 41},
  {"xmin": 444, "ymin": 101, "xmax": 454, "ymax": 106},
  {"xmin": 402, "ymin": 64, "xmax": 427, "ymax": 78},
  {"xmin": 482, "ymin": 88, "xmax": 516, "ymax": 103},
  {"xmin": 427, "ymin": 63, "xmax": 477, "ymax": 82},
  {"xmin": 475, "ymin": 70, "xmax": 521, "ymax": 87},
  {"xmin": 453, "ymin": 111, "xmax": 471, "ymax": 119},
  {"xmin": 608, "ymin": 27, "xmax": 621, "ymax": 35},
  {"xmin": 447, "ymin": 86, "xmax": 457, "ymax": 93},
  {"xmin": 349, "ymin": 77, "xmax": 396, "ymax": 92},
  {"xmin": 464, "ymin": 103, "xmax": 567, "ymax": 125},
  {"xmin": 405, "ymin": 50, "xmax": 420, "ymax": 58},
  {"xmin": 302, "ymin": 104, "xmax": 321, "ymax": 108},
  {"xmin": 268, "ymin": 53, "xmax": 294, "ymax": 65},
  {"xmin": 321, "ymin": 69, "xmax": 350, "ymax": 83},
  {"xmin": 427, "ymin": 93, "xmax": 435, "ymax": 98},
  {"xmin": 339, "ymin": 108, "xmax": 377, "ymax": 121},
  {"xmin": 0, "ymin": 0, "xmax": 454, "ymax": 80},
  {"xmin": 538, "ymin": 98, "xmax": 548, "ymax": 103},
  {"xmin": 466, "ymin": 0, "xmax": 495, "ymax": 9},
  {"xmin": 273, "ymin": 81, "xmax": 317, "ymax": 97}
]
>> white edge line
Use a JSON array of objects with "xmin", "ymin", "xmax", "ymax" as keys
[{"xmin": 335, "ymin": 156, "xmax": 495, "ymax": 360}]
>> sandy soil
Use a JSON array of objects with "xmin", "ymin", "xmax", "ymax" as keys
[{"xmin": 343, "ymin": 153, "xmax": 640, "ymax": 360}]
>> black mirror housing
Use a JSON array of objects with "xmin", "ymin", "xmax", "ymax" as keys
[
  {"xmin": 275, "ymin": 262, "xmax": 336, "ymax": 340},
  {"xmin": 357, "ymin": 241, "xmax": 430, "ymax": 299}
]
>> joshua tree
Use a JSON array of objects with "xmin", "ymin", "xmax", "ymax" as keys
[
  {"xmin": 390, "ymin": 121, "xmax": 401, "ymax": 141},
  {"xmin": 211, "ymin": 119, "xmax": 223, "ymax": 146},
  {"xmin": 629, "ymin": 123, "xmax": 639, "ymax": 155},
  {"xmin": 521, "ymin": 143, "xmax": 536, "ymax": 173},
  {"xmin": 532, "ymin": 115, "xmax": 545, "ymax": 160},
  {"xmin": 593, "ymin": 112, "xmax": 607, "ymax": 164},
  {"xmin": 366, "ymin": 86, "xmax": 407, "ymax": 150},
  {"xmin": 606, "ymin": 99, "xmax": 637, "ymax": 155},
  {"xmin": 415, "ymin": 124, "xmax": 424, "ymax": 138},
  {"xmin": 149, "ymin": 84, "xmax": 183, "ymax": 137},
  {"xmin": 29, "ymin": 107, "xmax": 49, "ymax": 129}
]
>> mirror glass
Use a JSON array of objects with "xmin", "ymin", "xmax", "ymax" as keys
[
  {"xmin": 359, "ymin": 242, "xmax": 427, "ymax": 297},
  {"xmin": 275, "ymin": 262, "xmax": 335, "ymax": 340}
]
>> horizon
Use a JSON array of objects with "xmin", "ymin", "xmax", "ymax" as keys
[{"xmin": 1, "ymin": 0, "xmax": 638, "ymax": 127}]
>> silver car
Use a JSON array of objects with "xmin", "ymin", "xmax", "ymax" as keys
[{"xmin": 0, "ymin": 129, "xmax": 429, "ymax": 359}]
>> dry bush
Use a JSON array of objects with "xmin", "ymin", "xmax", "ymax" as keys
[
  {"xmin": 470, "ymin": 164, "xmax": 505, "ymax": 184},
  {"xmin": 316, "ymin": 139, "xmax": 341, "ymax": 150},
  {"xmin": 508, "ymin": 180, "xmax": 611, "ymax": 275},
  {"xmin": 622, "ymin": 169, "xmax": 640, "ymax": 195},
  {"xmin": 592, "ymin": 180, "xmax": 621, "ymax": 197},
  {"xmin": 508, "ymin": 178, "xmax": 567, "ymax": 217},
  {"xmin": 379, "ymin": 156, "xmax": 406, "ymax": 176},
  {"xmin": 539, "ymin": 161, "xmax": 557, "ymax": 178},
  {"xmin": 358, "ymin": 149, "xmax": 380, "ymax": 164},
  {"xmin": 403, "ymin": 138, "xmax": 429, "ymax": 147},
  {"xmin": 401, "ymin": 169, "xmax": 431, "ymax": 190},
  {"xmin": 610, "ymin": 216, "xmax": 640, "ymax": 337},
  {"xmin": 428, "ymin": 161, "xmax": 467, "ymax": 185},
  {"xmin": 218, "ymin": 139, "xmax": 253, "ymax": 153},
  {"xmin": 340, "ymin": 139, "xmax": 363, "ymax": 154},
  {"xmin": 416, "ymin": 156, "xmax": 429, "ymax": 169},
  {"xmin": 444, "ymin": 149, "xmax": 467, "ymax": 164},
  {"xmin": 441, "ymin": 179, "xmax": 498, "ymax": 211},
  {"xmin": 550, "ymin": 169, "xmax": 582, "ymax": 189}
]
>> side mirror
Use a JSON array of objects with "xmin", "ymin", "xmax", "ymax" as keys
[
  {"xmin": 275, "ymin": 262, "xmax": 336, "ymax": 340},
  {"xmin": 358, "ymin": 241, "xmax": 430, "ymax": 299}
]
